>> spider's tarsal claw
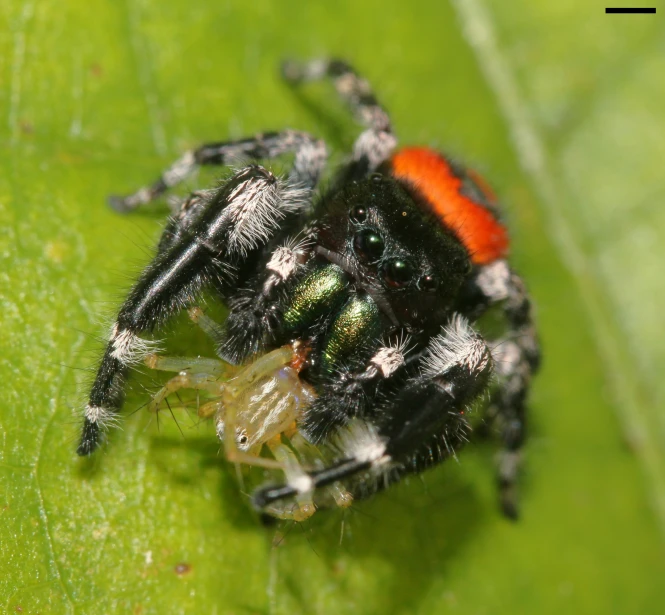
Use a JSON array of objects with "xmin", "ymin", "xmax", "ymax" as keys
[
  {"xmin": 500, "ymin": 487, "xmax": 520, "ymax": 521},
  {"xmin": 77, "ymin": 418, "xmax": 101, "ymax": 456},
  {"xmin": 280, "ymin": 58, "xmax": 330, "ymax": 85}
]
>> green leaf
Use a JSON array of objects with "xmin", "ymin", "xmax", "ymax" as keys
[{"xmin": 1, "ymin": 0, "xmax": 663, "ymax": 613}]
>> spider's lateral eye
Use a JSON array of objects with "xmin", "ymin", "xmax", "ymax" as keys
[
  {"xmin": 349, "ymin": 205, "xmax": 367, "ymax": 224},
  {"xmin": 382, "ymin": 259, "xmax": 414, "ymax": 288},
  {"xmin": 370, "ymin": 173, "xmax": 383, "ymax": 183},
  {"xmin": 418, "ymin": 274, "xmax": 438, "ymax": 292},
  {"xmin": 353, "ymin": 229, "xmax": 384, "ymax": 263}
]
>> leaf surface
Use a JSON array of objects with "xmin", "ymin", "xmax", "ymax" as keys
[{"xmin": 1, "ymin": 1, "xmax": 663, "ymax": 613}]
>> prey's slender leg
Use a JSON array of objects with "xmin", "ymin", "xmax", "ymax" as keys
[{"xmin": 145, "ymin": 353, "xmax": 231, "ymax": 376}]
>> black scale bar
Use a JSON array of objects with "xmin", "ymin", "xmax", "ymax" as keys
[{"xmin": 606, "ymin": 7, "xmax": 656, "ymax": 12}]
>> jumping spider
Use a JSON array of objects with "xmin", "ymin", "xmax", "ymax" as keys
[{"xmin": 78, "ymin": 59, "xmax": 539, "ymax": 521}]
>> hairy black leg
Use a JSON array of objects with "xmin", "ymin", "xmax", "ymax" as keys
[
  {"xmin": 109, "ymin": 130, "xmax": 327, "ymax": 213},
  {"xmin": 157, "ymin": 190, "xmax": 213, "ymax": 254},
  {"xmin": 253, "ymin": 315, "xmax": 493, "ymax": 511},
  {"xmin": 282, "ymin": 58, "xmax": 397, "ymax": 172},
  {"xmin": 490, "ymin": 336, "xmax": 534, "ymax": 519},
  {"xmin": 462, "ymin": 259, "xmax": 539, "ymax": 518},
  {"xmin": 79, "ymin": 166, "xmax": 307, "ymax": 455}
]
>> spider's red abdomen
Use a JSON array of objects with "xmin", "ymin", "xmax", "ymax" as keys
[{"xmin": 390, "ymin": 147, "xmax": 509, "ymax": 265}]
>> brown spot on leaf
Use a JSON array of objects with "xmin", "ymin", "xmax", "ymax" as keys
[{"xmin": 174, "ymin": 562, "xmax": 191, "ymax": 576}]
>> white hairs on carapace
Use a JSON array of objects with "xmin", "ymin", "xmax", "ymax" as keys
[
  {"xmin": 421, "ymin": 314, "xmax": 491, "ymax": 378},
  {"xmin": 222, "ymin": 169, "xmax": 309, "ymax": 257}
]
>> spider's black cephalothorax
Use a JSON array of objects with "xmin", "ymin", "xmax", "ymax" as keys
[{"xmin": 78, "ymin": 59, "xmax": 539, "ymax": 521}]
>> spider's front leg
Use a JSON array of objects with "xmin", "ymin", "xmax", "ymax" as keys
[
  {"xmin": 79, "ymin": 167, "xmax": 278, "ymax": 454},
  {"xmin": 252, "ymin": 315, "xmax": 493, "ymax": 514},
  {"xmin": 78, "ymin": 130, "xmax": 326, "ymax": 455}
]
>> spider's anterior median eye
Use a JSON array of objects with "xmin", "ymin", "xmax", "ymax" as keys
[
  {"xmin": 349, "ymin": 205, "xmax": 367, "ymax": 224},
  {"xmin": 353, "ymin": 229, "xmax": 384, "ymax": 263},
  {"xmin": 418, "ymin": 274, "xmax": 439, "ymax": 292},
  {"xmin": 382, "ymin": 259, "xmax": 414, "ymax": 288}
]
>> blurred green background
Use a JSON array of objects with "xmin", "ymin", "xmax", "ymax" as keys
[{"xmin": 1, "ymin": 0, "xmax": 664, "ymax": 613}]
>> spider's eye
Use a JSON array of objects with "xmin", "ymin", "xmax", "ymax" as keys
[
  {"xmin": 353, "ymin": 229, "xmax": 384, "ymax": 263},
  {"xmin": 418, "ymin": 274, "xmax": 438, "ymax": 292},
  {"xmin": 349, "ymin": 205, "xmax": 367, "ymax": 224},
  {"xmin": 382, "ymin": 259, "xmax": 414, "ymax": 288}
]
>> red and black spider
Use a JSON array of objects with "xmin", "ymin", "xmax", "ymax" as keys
[{"xmin": 78, "ymin": 59, "xmax": 539, "ymax": 521}]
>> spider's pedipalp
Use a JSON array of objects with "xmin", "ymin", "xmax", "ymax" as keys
[
  {"xmin": 266, "ymin": 245, "xmax": 301, "ymax": 282},
  {"xmin": 298, "ymin": 330, "xmax": 415, "ymax": 443}
]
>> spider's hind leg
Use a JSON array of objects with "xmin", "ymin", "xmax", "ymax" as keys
[
  {"xmin": 462, "ymin": 259, "xmax": 540, "ymax": 518},
  {"xmin": 282, "ymin": 58, "xmax": 397, "ymax": 172}
]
